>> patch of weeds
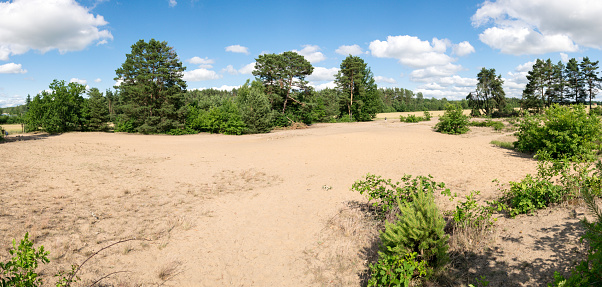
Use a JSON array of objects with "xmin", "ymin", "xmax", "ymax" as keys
[
  {"xmin": 469, "ymin": 119, "xmax": 504, "ymax": 131},
  {"xmin": 490, "ymin": 140, "xmax": 514, "ymax": 150},
  {"xmin": 367, "ymin": 250, "xmax": 427, "ymax": 287},
  {"xmin": 351, "ymin": 174, "xmax": 449, "ymax": 220},
  {"xmin": 400, "ymin": 111, "xmax": 432, "ymax": 123}
]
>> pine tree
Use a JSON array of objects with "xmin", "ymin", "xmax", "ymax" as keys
[
  {"xmin": 579, "ymin": 57, "xmax": 601, "ymax": 109},
  {"xmin": 335, "ymin": 55, "xmax": 380, "ymax": 121},
  {"xmin": 380, "ymin": 185, "xmax": 449, "ymax": 271},
  {"xmin": 114, "ymin": 39, "xmax": 187, "ymax": 134},
  {"xmin": 565, "ymin": 58, "xmax": 586, "ymax": 104}
]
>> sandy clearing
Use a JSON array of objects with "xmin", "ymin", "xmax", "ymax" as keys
[{"xmin": 0, "ymin": 117, "xmax": 587, "ymax": 286}]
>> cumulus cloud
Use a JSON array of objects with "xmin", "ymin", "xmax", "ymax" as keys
[
  {"xmin": 94, "ymin": 78, "xmax": 102, "ymax": 83},
  {"xmin": 222, "ymin": 65, "xmax": 238, "ymax": 75},
  {"xmin": 183, "ymin": 68, "xmax": 222, "ymax": 81},
  {"xmin": 70, "ymin": 78, "xmax": 87, "ymax": 85},
  {"xmin": 369, "ymin": 35, "xmax": 456, "ymax": 68},
  {"xmin": 374, "ymin": 76, "xmax": 397, "ymax": 84},
  {"xmin": 225, "ymin": 45, "xmax": 250, "ymax": 55},
  {"xmin": 502, "ymin": 60, "xmax": 538, "ymax": 98},
  {"xmin": 335, "ymin": 44, "xmax": 363, "ymax": 56},
  {"xmin": 293, "ymin": 45, "xmax": 326, "ymax": 63},
  {"xmin": 168, "ymin": 0, "xmax": 177, "ymax": 7},
  {"xmin": 238, "ymin": 62, "xmax": 256, "ymax": 75},
  {"xmin": 560, "ymin": 53, "xmax": 569, "ymax": 63},
  {"xmin": 409, "ymin": 63, "xmax": 464, "ymax": 82},
  {"xmin": 309, "ymin": 81, "xmax": 336, "ymax": 91},
  {"xmin": 471, "ymin": 0, "xmax": 602, "ymax": 54},
  {"xmin": 0, "ymin": 0, "xmax": 113, "ymax": 60},
  {"xmin": 0, "ymin": 63, "xmax": 26, "ymax": 74},
  {"xmin": 0, "ymin": 93, "xmax": 25, "ymax": 108},
  {"xmin": 188, "ymin": 56, "xmax": 214, "ymax": 65},
  {"xmin": 307, "ymin": 67, "xmax": 338, "ymax": 82},
  {"xmin": 452, "ymin": 41, "xmax": 475, "ymax": 56}
]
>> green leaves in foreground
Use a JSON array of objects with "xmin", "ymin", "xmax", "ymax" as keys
[{"xmin": 0, "ymin": 233, "xmax": 49, "ymax": 287}]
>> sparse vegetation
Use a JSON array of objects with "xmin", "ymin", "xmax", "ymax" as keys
[{"xmin": 469, "ymin": 119, "xmax": 504, "ymax": 131}]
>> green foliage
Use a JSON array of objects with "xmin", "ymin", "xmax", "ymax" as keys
[
  {"xmin": 114, "ymin": 39, "xmax": 187, "ymax": 134},
  {"xmin": 502, "ymin": 174, "xmax": 566, "ymax": 217},
  {"xmin": 469, "ymin": 119, "xmax": 504, "ymax": 131},
  {"xmin": 399, "ymin": 112, "xmax": 431, "ymax": 123},
  {"xmin": 83, "ymin": 88, "xmax": 109, "ymax": 131},
  {"xmin": 187, "ymin": 100, "xmax": 246, "ymax": 135},
  {"xmin": 380, "ymin": 184, "xmax": 449, "ymax": 274},
  {"xmin": 25, "ymin": 80, "xmax": 87, "ymax": 133},
  {"xmin": 351, "ymin": 174, "xmax": 449, "ymax": 219},
  {"xmin": 453, "ymin": 190, "xmax": 496, "ymax": 229},
  {"xmin": 435, "ymin": 104, "xmax": 469, "ymax": 134},
  {"xmin": 0, "ymin": 233, "xmax": 49, "ymax": 287},
  {"xmin": 513, "ymin": 104, "xmax": 602, "ymax": 158},
  {"xmin": 367, "ymin": 250, "xmax": 427, "ymax": 287},
  {"xmin": 466, "ymin": 68, "xmax": 506, "ymax": 116},
  {"xmin": 236, "ymin": 81, "xmax": 273, "ymax": 134},
  {"xmin": 335, "ymin": 55, "xmax": 380, "ymax": 121}
]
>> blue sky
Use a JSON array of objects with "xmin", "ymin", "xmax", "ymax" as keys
[{"xmin": 2, "ymin": 0, "xmax": 602, "ymax": 107}]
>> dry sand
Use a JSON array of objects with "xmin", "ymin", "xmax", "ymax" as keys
[{"xmin": 0, "ymin": 117, "xmax": 589, "ymax": 286}]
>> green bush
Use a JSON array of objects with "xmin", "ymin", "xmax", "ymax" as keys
[
  {"xmin": 236, "ymin": 82, "xmax": 273, "ymax": 134},
  {"xmin": 380, "ymin": 183, "xmax": 449, "ymax": 275},
  {"xmin": 351, "ymin": 174, "xmax": 449, "ymax": 219},
  {"xmin": 367, "ymin": 250, "xmax": 427, "ymax": 287},
  {"xmin": 435, "ymin": 104, "xmax": 469, "ymax": 134},
  {"xmin": 187, "ymin": 100, "xmax": 246, "ymax": 135},
  {"xmin": 514, "ymin": 104, "xmax": 602, "ymax": 158},
  {"xmin": 502, "ymin": 174, "xmax": 566, "ymax": 217},
  {"xmin": 423, "ymin": 111, "xmax": 432, "ymax": 121},
  {"xmin": 0, "ymin": 233, "xmax": 49, "ymax": 287},
  {"xmin": 399, "ymin": 111, "xmax": 432, "ymax": 123}
]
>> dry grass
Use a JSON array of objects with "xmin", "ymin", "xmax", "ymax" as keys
[
  {"xmin": 303, "ymin": 202, "xmax": 381, "ymax": 286},
  {"xmin": 1, "ymin": 124, "xmax": 24, "ymax": 135},
  {"xmin": 156, "ymin": 260, "xmax": 182, "ymax": 282}
]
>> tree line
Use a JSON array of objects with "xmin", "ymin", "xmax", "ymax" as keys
[{"xmin": 13, "ymin": 39, "xmax": 472, "ymax": 135}]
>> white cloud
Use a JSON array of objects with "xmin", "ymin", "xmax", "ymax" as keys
[
  {"xmin": 374, "ymin": 76, "xmax": 397, "ymax": 84},
  {"xmin": 188, "ymin": 56, "xmax": 214, "ymax": 65},
  {"xmin": 471, "ymin": 0, "xmax": 602, "ymax": 54},
  {"xmin": 183, "ymin": 68, "xmax": 222, "ymax": 81},
  {"xmin": 0, "ymin": 93, "xmax": 25, "ymax": 108},
  {"xmin": 222, "ymin": 64, "xmax": 238, "ymax": 75},
  {"xmin": 409, "ymin": 63, "xmax": 463, "ymax": 82},
  {"xmin": 0, "ymin": 0, "xmax": 113, "ymax": 60},
  {"xmin": 452, "ymin": 41, "xmax": 475, "ymax": 56},
  {"xmin": 309, "ymin": 81, "xmax": 336, "ymax": 91},
  {"xmin": 94, "ymin": 78, "xmax": 102, "ymax": 83},
  {"xmin": 225, "ymin": 45, "xmax": 250, "ymax": 55},
  {"xmin": 293, "ymin": 45, "xmax": 326, "ymax": 63},
  {"xmin": 307, "ymin": 67, "xmax": 338, "ymax": 82},
  {"xmin": 560, "ymin": 53, "xmax": 569, "ymax": 63},
  {"xmin": 168, "ymin": 0, "xmax": 177, "ymax": 7},
  {"xmin": 369, "ymin": 35, "xmax": 455, "ymax": 68},
  {"xmin": 335, "ymin": 44, "xmax": 363, "ymax": 56},
  {"xmin": 0, "ymin": 63, "xmax": 26, "ymax": 74},
  {"xmin": 238, "ymin": 62, "xmax": 256, "ymax": 75},
  {"xmin": 503, "ymin": 60, "xmax": 537, "ymax": 98},
  {"xmin": 69, "ymin": 78, "xmax": 87, "ymax": 85},
  {"xmin": 213, "ymin": 85, "xmax": 239, "ymax": 91}
]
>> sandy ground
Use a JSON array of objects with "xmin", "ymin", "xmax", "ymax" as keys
[{"xmin": 0, "ymin": 117, "xmax": 589, "ymax": 286}]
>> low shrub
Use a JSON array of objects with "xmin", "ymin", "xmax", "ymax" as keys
[
  {"xmin": 380, "ymin": 184, "xmax": 449, "ymax": 276},
  {"xmin": 399, "ymin": 111, "xmax": 432, "ymax": 123},
  {"xmin": 0, "ymin": 232, "xmax": 49, "ymax": 287},
  {"xmin": 452, "ymin": 190, "xmax": 496, "ymax": 229},
  {"xmin": 367, "ymin": 250, "xmax": 427, "ymax": 287},
  {"xmin": 435, "ymin": 104, "xmax": 469, "ymax": 135},
  {"xmin": 514, "ymin": 104, "xmax": 602, "ymax": 158},
  {"xmin": 351, "ymin": 174, "xmax": 449, "ymax": 219},
  {"xmin": 502, "ymin": 174, "xmax": 566, "ymax": 217}
]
